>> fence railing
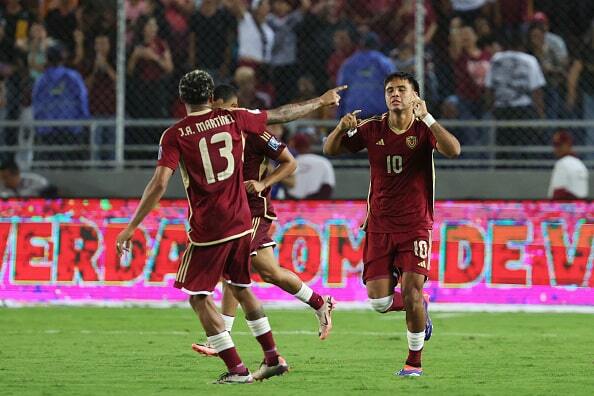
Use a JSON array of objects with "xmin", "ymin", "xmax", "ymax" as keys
[{"xmin": 2, "ymin": 118, "xmax": 593, "ymax": 170}]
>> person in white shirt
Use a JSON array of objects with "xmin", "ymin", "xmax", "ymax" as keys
[
  {"xmin": 548, "ymin": 130, "xmax": 589, "ymax": 200},
  {"xmin": 288, "ymin": 133, "xmax": 335, "ymax": 199},
  {"xmin": 0, "ymin": 159, "xmax": 50, "ymax": 198}
]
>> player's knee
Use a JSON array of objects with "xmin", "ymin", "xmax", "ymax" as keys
[
  {"xmin": 369, "ymin": 295, "xmax": 393, "ymax": 313},
  {"xmin": 402, "ymin": 289, "xmax": 422, "ymax": 310},
  {"xmin": 258, "ymin": 268, "xmax": 278, "ymax": 284},
  {"xmin": 189, "ymin": 294, "xmax": 207, "ymax": 308}
]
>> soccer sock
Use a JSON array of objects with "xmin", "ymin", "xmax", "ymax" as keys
[
  {"xmin": 406, "ymin": 330, "xmax": 425, "ymax": 368},
  {"xmin": 294, "ymin": 283, "xmax": 324, "ymax": 310},
  {"xmin": 207, "ymin": 331, "xmax": 247, "ymax": 375},
  {"xmin": 246, "ymin": 317, "xmax": 279, "ymax": 366},
  {"xmin": 221, "ymin": 314, "xmax": 235, "ymax": 333}
]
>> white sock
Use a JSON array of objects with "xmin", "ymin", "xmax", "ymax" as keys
[
  {"xmin": 207, "ymin": 331, "xmax": 235, "ymax": 353},
  {"xmin": 407, "ymin": 330, "xmax": 425, "ymax": 351},
  {"xmin": 246, "ymin": 317, "xmax": 271, "ymax": 337},
  {"xmin": 222, "ymin": 314, "xmax": 235, "ymax": 333},
  {"xmin": 293, "ymin": 283, "xmax": 313, "ymax": 304}
]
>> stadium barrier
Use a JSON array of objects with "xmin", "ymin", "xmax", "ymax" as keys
[{"xmin": 0, "ymin": 199, "xmax": 591, "ymax": 310}]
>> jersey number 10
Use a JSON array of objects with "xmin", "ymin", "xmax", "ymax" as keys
[
  {"xmin": 199, "ymin": 132, "xmax": 235, "ymax": 184},
  {"xmin": 386, "ymin": 155, "xmax": 403, "ymax": 174}
]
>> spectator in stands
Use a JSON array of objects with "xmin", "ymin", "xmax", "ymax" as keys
[
  {"xmin": 567, "ymin": 21, "xmax": 594, "ymax": 150},
  {"xmin": 188, "ymin": 0, "xmax": 237, "ymax": 83},
  {"xmin": 81, "ymin": 34, "xmax": 116, "ymax": 160},
  {"xmin": 160, "ymin": 0, "xmax": 193, "ymax": 70},
  {"xmin": 0, "ymin": 158, "xmax": 51, "ymax": 197},
  {"xmin": 373, "ymin": 0, "xmax": 437, "ymax": 51},
  {"xmin": 268, "ymin": 0, "xmax": 310, "ymax": 105},
  {"xmin": 296, "ymin": 0, "xmax": 354, "ymax": 92},
  {"xmin": 287, "ymin": 133, "xmax": 335, "ymax": 199},
  {"xmin": 526, "ymin": 23, "xmax": 567, "ymax": 119},
  {"xmin": 126, "ymin": 15, "xmax": 173, "ymax": 119},
  {"xmin": 0, "ymin": 0, "xmax": 33, "ymax": 144},
  {"xmin": 234, "ymin": 65, "xmax": 270, "ymax": 108},
  {"xmin": 485, "ymin": 30, "xmax": 547, "ymax": 159},
  {"xmin": 32, "ymin": 43, "xmax": 89, "ymax": 159},
  {"xmin": 326, "ymin": 27, "xmax": 357, "ymax": 86},
  {"xmin": 232, "ymin": 0, "xmax": 274, "ymax": 71},
  {"xmin": 530, "ymin": 12, "xmax": 569, "ymax": 67},
  {"xmin": 44, "ymin": 0, "xmax": 77, "ymax": 52},
  {"xmin": 449, "ymin": 24, "xmax": 491, "ymax": 121},
  {"xmin": 548, "ymin": 130, "xmax": 588, "ymax": 199},
  {"xmin": 18, "ymin": 22, "xmax": 54, "ymax": 82},
  {"xmin": 337, "ymin": 32, "xmax": 395, "ymax": 118},
  {"xmin": 485, "ymin": 30, "xmax": 545, "ymax": 158}
]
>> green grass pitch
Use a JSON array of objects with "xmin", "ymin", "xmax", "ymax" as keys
[{"xmin": 1, "ymin": 307, "xmax": 592, "ymax": 395}]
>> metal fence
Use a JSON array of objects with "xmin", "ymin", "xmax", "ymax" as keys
[{"xmin": 0, "ymin": 0, "xmax": 592, "ymax": 169}]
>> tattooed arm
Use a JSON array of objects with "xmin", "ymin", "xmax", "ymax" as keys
[{"xmin": 267, "ymin": 85, "xmax": 347, "ymax": 124}]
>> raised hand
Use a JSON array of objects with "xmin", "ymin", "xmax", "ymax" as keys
[
  {"xmin": 338, "ymin": 109, "xmax": 361, "ymax": 132},
  {"xmin": 320, "ymin": 85, "xmax": 348, "ymax": 107},
  {"xmin": 412, "ymin": 93, "xmax": 428, "ymax": 120}
]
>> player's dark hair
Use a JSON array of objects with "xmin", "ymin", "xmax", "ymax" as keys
[
  {"xmin": 384, "ymin": 72, "xmax": 420, "ymax": 93},
  {"xmin": 0, "ymin": 158, "xmax": 19, "ymax": 174},
  {"xmin": 213, "ymin": 84, "xmax": 238, "ymax": 102},
  {"xmin": 178, "ymin": 69, "xmax": 214, "ymax": 105}
]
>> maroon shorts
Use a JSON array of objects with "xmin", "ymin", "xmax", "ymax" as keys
[
  {"xmin": 250, "ymin": 217, "xmax": 276, "ymax": 255},
  {"xmin": 174, "ymin": 234, "xmax": 252, "ymax": 294},
  {"xmin": 362, "ymin": 229, "xmax": 432, "ymax": 284}
]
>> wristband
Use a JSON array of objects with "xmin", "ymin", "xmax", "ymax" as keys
[{"xmin": 422, "ymin": 113, "xmax": 436, "ymax": 128}]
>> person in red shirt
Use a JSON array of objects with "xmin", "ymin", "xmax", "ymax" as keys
[
  {"xmin": 192, "ymin": 85, "xmax": 336, "ymax": 361},
  {"xmin": 116, "ymin": 69, "xmax": 344, "ymax": 384},
  {"xmin": 324, "ymin": 71, "xmax": 460, "ymax": 377}
]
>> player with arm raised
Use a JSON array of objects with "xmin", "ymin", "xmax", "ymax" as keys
[
  {"xmin": 324, "ymin": 72, "xmax": 460, "ymax": 377},
  {"xmin": 192, "ymin": 85, "xmax": 336, "ymax": 361},
  {"xmin": 116, "ymin": 70, "xmax": 344, "ymax": 384}
]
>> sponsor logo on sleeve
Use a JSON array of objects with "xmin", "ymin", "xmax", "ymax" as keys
[
  {"xmin": 267, "ymin": 136, "xmax": 282, "ymax": 151},
  {"xmin": 247, "ymin": 109, "xmax": 261, "ymax": 114}
]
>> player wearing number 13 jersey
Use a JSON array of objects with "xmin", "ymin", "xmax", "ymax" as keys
[
  {"xmin": 116, "ymin": 70, "xmax": 345, "ymax": 384},
  {"xmin": 324, "ymin": 72, "xmax": 461, "ymax": 377}
]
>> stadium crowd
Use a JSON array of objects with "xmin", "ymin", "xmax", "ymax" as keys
[{"xmin": 0, "ymin": 0, "xmax": 593, "ymax": 153}]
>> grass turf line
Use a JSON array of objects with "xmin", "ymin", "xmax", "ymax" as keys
[{"xmin": 0, "ymin": 307, "xmax": 592, "ymax": 395}]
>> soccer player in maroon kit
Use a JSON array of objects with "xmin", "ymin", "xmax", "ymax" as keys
[
  {"xmin": 116, "ymin": 70, "xmax": 344, "ymax": 383},
  {"xmin": 192, "ymin": 86, "xmax": 336, "ymax": 360},
  {"xmin": 324, "ymin": 72, "xmax": 461, "ymax": 377}
]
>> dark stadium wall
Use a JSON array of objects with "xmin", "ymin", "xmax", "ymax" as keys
[{"xmin": 36, "ymin": 169, "xmax": 592, "ymax": 199}]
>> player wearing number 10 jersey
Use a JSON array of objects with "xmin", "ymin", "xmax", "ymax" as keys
[
  {"xmin": 324, "ymin": 72, "xmax": 461, "ymax": 377},
  {"xmin": 116, "ymin": 69, "xmax": 344, "ymax": 384}
]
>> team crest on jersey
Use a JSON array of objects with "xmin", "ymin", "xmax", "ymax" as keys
[
  {"xmin": 267, "ymin": 136, "xmax": 281, "ymax": 151},
  {"xmin": 406, "ymin": 136, "xmax": 417, "ymax": 149}
]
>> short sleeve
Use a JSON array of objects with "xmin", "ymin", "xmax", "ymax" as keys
[
  {"xmin": 157, "ymin": 129, "xmax": 180, "ymax": 170},
  {"xmin": 342, "ymin": 121, "xmax": 369, "ymax": 153},
  {"xmin": 231, "ymin": 108, "xmax": 269, "ymax": 134},
  {"xmin": 252, "ymin": 131, "xmax": 287, "ymax": 161},
  {"xmin": 529, "ymin": 57, "xmax": 546, "ymax": 90}
]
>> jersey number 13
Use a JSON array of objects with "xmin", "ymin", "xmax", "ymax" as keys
[{"xmin": 198, "ymin": 132, "xmax": 234, "ymax": 184}]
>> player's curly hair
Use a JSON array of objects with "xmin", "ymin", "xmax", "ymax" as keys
[{"xmin": 178, "ymin": 69, "xmax": 214, "ymax": 105}]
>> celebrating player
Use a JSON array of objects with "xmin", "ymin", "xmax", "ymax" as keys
[
  {"xmin": 323, "ymin": 72, "xmax": 461, "ymax": 377},
  {"xmin": 116, "ymin": 70, "xmax": 344, "ymax": 384},
  {"xmin": 192, "ymin": 85, "xmax": 336, "ymax": 360}
]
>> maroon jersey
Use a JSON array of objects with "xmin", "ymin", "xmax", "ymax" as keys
[
  {"xmin": 158, "ymin": 108, "xmax": 268, "ymax": 245},
  {"xmin": 243, "ymin": 131, "xmax": 286, "ymax": 219},
  {"xmin": 343, "ymin": 114, "xmax": 437, "ymax": 232}
]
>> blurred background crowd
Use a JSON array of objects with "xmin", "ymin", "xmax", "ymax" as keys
[{"xmin": 0, "ymin": 0, "xmax": 593, "ymax": 167}]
